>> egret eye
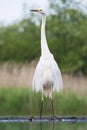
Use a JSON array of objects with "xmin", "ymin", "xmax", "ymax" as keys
[{"xmin": 39, "ymin": 9, "xmax": 42, "ymax": 11}]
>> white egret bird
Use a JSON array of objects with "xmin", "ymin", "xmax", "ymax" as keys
[{"xmin": 31, "ymin": 9, "xmax": 63, "ymax": 118}]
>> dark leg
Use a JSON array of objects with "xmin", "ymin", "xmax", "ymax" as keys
[
  {"xmin": 40, "ymin": 92, "xmax": 44, "ymax": 118},
  {"xmin": 51, "ymin": 98, "xmax": 54, "ymax": 117},
  {"xmin": 40, "ymin": 100, "xmax": 43, "ymax": 118},
  {"xmin": 50, "ymin": 95, "xmax": 57, "ymax": 119}
]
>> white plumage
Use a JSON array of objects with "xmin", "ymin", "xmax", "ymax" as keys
[
  {"xmin": 32, "ymin": 55, "xmax": 63, "ymax": 97},
  {"xmin": 31, "ymin": 9, "xmax": 63, "ymax": 98}
]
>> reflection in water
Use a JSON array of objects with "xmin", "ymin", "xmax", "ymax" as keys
[
  {"xmin": 0, "ymin": 122, "xmax": 87, "ymax": 130},
  {"xmin": 40, "ymin": 121, "xmax": 54, "ymax": 130},
  {"xmin": 0, "ymin": 123, "xmax": 29, "ymax": 130},
  {"xmin": 39, "ymin": 122, "xmax": 87, "ymax": 130},
  {"xmin": 40, "ymin": 122, "xmax": 54, "ymax": 130}
]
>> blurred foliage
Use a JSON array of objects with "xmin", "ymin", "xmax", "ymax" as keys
[
  {"xmin": 0, "ymin": 87, "xmax": 87, "ymax": 115},
  {"xmin": 0, "ymin": 19, "xmax": 40, "ymax": 62},
  {"xmin": 0, "ymin": 0, "xmax": 87, "ymax": 75}
]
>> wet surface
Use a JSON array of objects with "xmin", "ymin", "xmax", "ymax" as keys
[
  {"xmin": 0, "ymin": 116, "xmax": 87, "ymax": 123},
  {"xmin": 0, "ymin": 121, "xmax": 87, "ymax": 130},
  {"xmin": 0, "ymin": 117, "xmax": 87, "ymax": 130}
]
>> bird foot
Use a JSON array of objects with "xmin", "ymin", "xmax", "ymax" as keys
[
  {"xmin": 50, "ymin": 116, "xmax": 58, "ymax": 121},
  {"xmin": 50, "ymin": 116, "xmax": 62, "ymax": 121}
]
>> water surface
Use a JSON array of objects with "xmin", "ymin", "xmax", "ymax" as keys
[
  {"xmin": 0, "ymin": 122, "xmax": 87, "ymax": 130},
  {"xmin": 0, "ymin": 116, "xmax": 87, "ymax": 130}
]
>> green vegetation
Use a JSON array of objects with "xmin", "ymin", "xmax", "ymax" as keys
[
  {"xmin": 0, "ymin": 0, "xmax": 87, "ymax": 75},
  {"xmin": 0, "ymin": 87, "xmax": 87, "ymax": 116}
]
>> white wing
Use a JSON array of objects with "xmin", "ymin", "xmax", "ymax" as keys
[
  {"xmin": 32, "ymin": 58, "xmax": 43, "ymax": 92},
  {"xmin": 32, "ymin": 55, "xmax": 63, "ymax": 93},
  {"xmin": 52, "ymin": 59, "xmax": 63, "ymax": 92}
]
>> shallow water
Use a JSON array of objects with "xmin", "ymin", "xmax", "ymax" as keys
[
  {"xmin": 0, "ymin": 116, "xmax": 87, "ymax": 130},
  {"xmin": 0, "ymin": 122, "xmax": 87, "ymax": 130}
]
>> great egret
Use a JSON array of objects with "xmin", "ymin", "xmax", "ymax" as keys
[{"xmin": 31, "ymin": 9, "xmax": 63, "ymax": 118}]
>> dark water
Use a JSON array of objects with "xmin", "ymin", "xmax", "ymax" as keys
[
  {"xmin": 0, "ymin": 122, "xmax": 87, "ymax": 130},
  {"xmin": 0, "ymin": 117, "xmax": 87, "ymax": 130}
]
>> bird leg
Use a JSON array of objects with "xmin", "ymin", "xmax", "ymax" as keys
[
  {"xmin": 50, "ymin": 94, "xmax": 57, "ymax": 119},
  {"xmin": 50, "ymin": 95, "xmax": 54, "ymax": 117},
  {"xmin": 40, "ymin": 92, "xmax": 44, "ymax": 119}
]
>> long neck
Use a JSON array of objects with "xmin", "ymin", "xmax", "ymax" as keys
[{"xmin": 41, "ymin": 15, "xmax": 51, "ymax": 57}]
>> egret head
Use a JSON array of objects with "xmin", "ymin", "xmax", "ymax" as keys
[{"xmin": 30, "ymin": 9, "xmax": 46, "ymax": 16}]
